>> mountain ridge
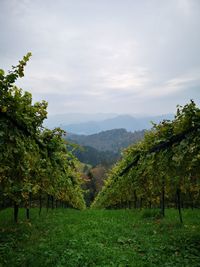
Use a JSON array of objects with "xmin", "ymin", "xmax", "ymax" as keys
[
  {"xmin": 66, "ymin": 128, "xmax": 145, "ymax": 153},
  {"xmin": 62, "ymin": 114, "xmax": 174, "ymax": 135}
]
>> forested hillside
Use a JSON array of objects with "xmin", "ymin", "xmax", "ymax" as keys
[
  {"xmin": 66, "ymin": 129, "xmax": 145, "ymax": 168},
  {"xmin": 67, "ymin": 128, "xmax": 145, "ymax": 153},
  {"xmin": 69, "ymin": 145, "xmax": 119, "ymax": 167}
]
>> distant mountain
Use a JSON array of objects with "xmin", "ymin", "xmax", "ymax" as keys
[
  {"xmin": 67, "ymin": 128, "xmax": 145, "ymax": 153},
  {"xmin": 44, "ymin": 113, "xmax": 117, "ymax": 129},
  {"xmin": 62, "ymin": 114, "xmax": 174, "ymax": 135}
]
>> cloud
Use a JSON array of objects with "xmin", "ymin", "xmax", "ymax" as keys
[{"xmin": 1, "ymin": 0, "xmax": 200, "ymax": 115}]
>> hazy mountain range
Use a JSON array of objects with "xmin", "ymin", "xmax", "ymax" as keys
[
  {"xmin": 45, "ymin": 113, "xmax": 174, "ymax": 135},
  {"xmin": 44, "ymin": 113, "xmax": 117, "ymax": 129}
]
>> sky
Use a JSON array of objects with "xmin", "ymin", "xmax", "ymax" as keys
[{"xmin": 0, "ymin": 0, "xmax": 200, "ymax": 116}]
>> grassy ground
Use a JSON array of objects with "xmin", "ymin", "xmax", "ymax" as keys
[{"xmin": 0, "ymin": 208, "xmax": 200, "ymax": 267}]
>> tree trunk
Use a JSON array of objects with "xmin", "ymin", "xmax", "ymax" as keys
[
  {"xmin": 26, "ymin": 208, "xmax": 30, "ymax": 220},
  {"xmin": 1, "ymin": 195, "xmax": 5, "ymax": 209},
  {"xmin": 139, "ymin": 198, "xmax": 143, "ymax": 210},
  {"xmin": 29, "ymin": 192, "xmax": 32, "ymax": 208},
  {"xmin": 189, "ymin": 191, "xmax": 194, "ymax": 210},
  {"xmin": 134, "ymin": 190, "xmax": 137, "ymax": 209},
  {"xmin": 176, "ymin": 188, "xmax": 183, "ymax": 223},
  {"xmin": 51, "ymin": 196, "xmax": 54, "ymax": 209},
  {"xmin": 26, "ymin": 192, "xmax": 31, "ymax": 220},
  {"xmin": 149, "ymin": 200, "xmax": 152, "ymax": 209},
  {"xmin": 161, "ymin": 177, "xmax": 165, "ymax": 217},
  {"xmin": 39, "ymin": 194, "xmax": 42, "ymax": 216},
  {"xmin": 46, "ymin": 194, "xmax": 50, "ymax": 213},
  {"xmin": 14, "ymin": 202, "xmax": 19, "ymax": 223}
]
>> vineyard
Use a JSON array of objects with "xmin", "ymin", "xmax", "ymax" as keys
[
  {"xmin": 0, "ymin": 54, "xmax": 85, "ymax": 223},
  {"xmin": 0, "ymin": 56, "xmax": 200, "ymax": 266},
  {"xmin": 92, "ymin": 100, "xmax": 200, "ymax": 222}
]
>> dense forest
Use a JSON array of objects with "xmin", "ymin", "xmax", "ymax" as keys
[
  {"xmin": 67, "ymin": 129, "xmax": 145, "ymax": 153},
  {"xmin": 66, "ymin": 129, "xmax": 145, "ymax": 167}
]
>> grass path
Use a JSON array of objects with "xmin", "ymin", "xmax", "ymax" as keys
[{"xmin": 0, "ymin": 208, "xmax": 200, "ymax": 267}]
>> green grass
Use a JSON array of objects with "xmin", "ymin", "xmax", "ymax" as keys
[{"xmin": 0, "ymin": 208, "xmax": 200, "ymax": 267}]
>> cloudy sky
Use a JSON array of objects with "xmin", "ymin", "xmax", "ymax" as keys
[{"xmin": 0, "ymin": 0, "xmax": 200, "ymax": 115}]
